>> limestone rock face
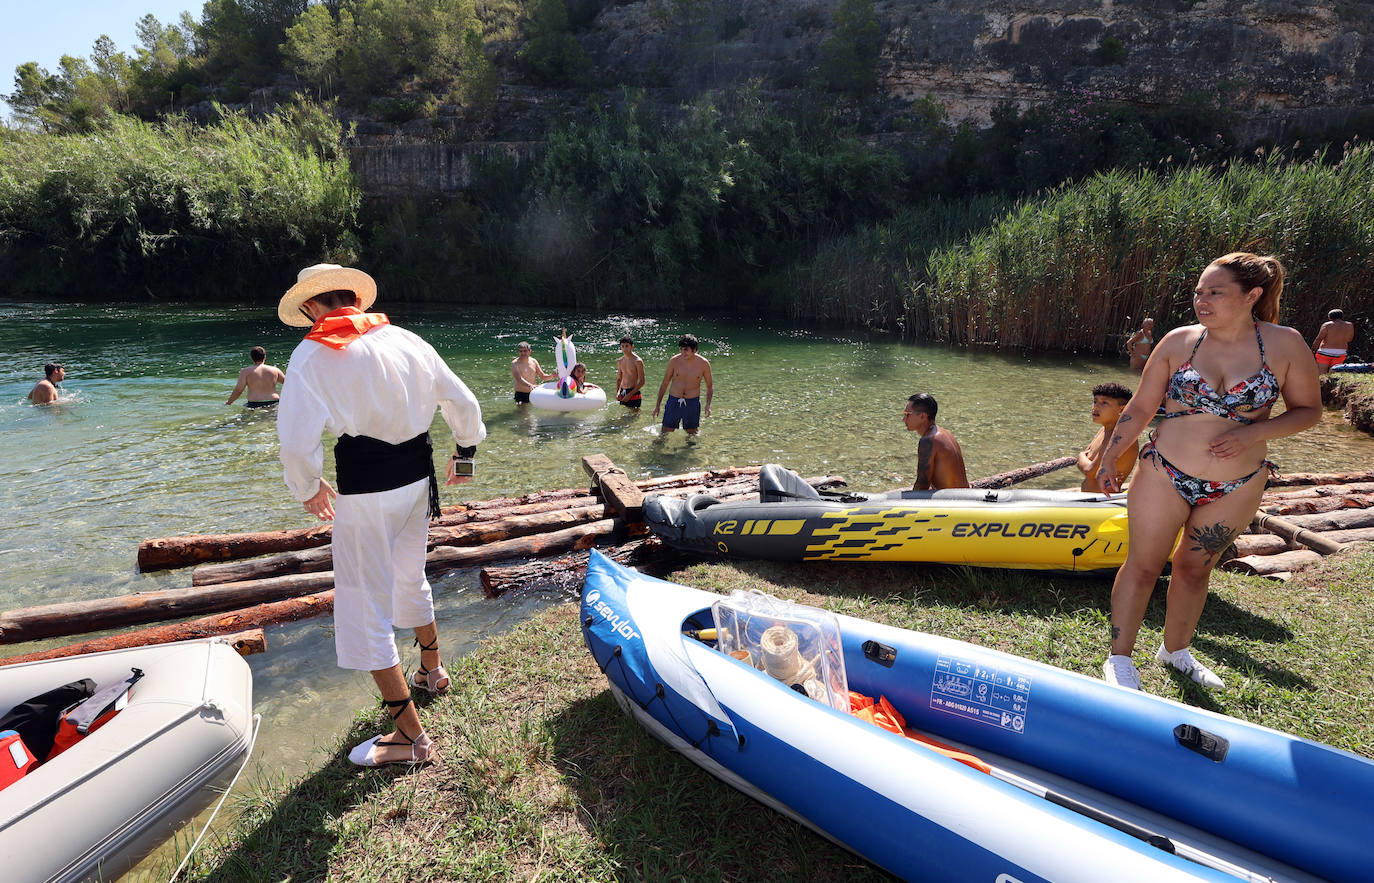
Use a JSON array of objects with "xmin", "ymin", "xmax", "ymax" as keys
[{"xmin": 576, "ymin": 0, "xmax": 1372, "ymax": 131}]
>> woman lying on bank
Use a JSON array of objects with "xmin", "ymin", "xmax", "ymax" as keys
[{"xmin": 1095, "ymin": 252, "xmax": 1321, "ymax": 692}]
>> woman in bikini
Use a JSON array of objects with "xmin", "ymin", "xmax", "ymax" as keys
[
  {"xmin": 1094, "ymin": 253, "xmax": 1320, "ymax": 692},
  {"xmin": 1126, "ymin": 318, "xmax": 1154, "ymax": 373}
]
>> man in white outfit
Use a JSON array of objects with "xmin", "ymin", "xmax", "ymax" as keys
[{"xmin": 277, "ymin": 264, "xmax": 486, "ymax": 766}]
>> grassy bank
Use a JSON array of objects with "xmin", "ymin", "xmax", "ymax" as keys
[
  {"xmin": 1322, "ymin": 373, "xmax": 1374, "ymax": 434},
  {"xmin": 175, "ymin": 546, "xmax": 1374, "ymax": 881}
]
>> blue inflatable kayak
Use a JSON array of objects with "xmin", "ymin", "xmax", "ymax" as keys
[{"xmin": 581, "ymin": 551, "xmax": 1373, "ymax": 882}]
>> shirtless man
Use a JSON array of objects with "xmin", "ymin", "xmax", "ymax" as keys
[
  {"xmin": 614, "ymin": 335, "xmax": 645, "ymax": 410},
  {"xmin": 28, "ymin": 362, "xmax": 64, "ymax": 404},
  {"xmin": 652, "ymin": 334, "xmax": 713, "ymax": 435},
  {"xmin": 510, "ymin": 341, "xmax": 553, "ymax": 404},
  {"xmin": 1076, "ymin": 382, "xmax": 1138, "ymax": 493},
  {"xmin": 226, "ymin": 346, "xmax": 286, "ymax": 407},
  {"xmin": 1126, "ymin": 318, "xmax": 1154, "ymax": 373},
  {"xmin": 1313, "ymin": 309, "xmax": 1355, "ymax": 372},
  {"xmin": 902, "ymin": 393, "xmax": 969, "ymax": 490}
]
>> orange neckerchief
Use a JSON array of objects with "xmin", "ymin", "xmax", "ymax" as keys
[{"xmin": 304, "ymin": 306, "xmax": 390, "ymax": 350}]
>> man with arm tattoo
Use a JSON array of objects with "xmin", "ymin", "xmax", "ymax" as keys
[{"xmin": 903, "ymin": 393, "xmax": 970, "ymax": 491}]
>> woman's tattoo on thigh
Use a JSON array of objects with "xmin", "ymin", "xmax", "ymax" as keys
[{"xmin": 1189, "ymin": 521, "xmax": 1239, "ymax": 565}]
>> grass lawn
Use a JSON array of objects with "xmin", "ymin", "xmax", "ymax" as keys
[{"xmin": 177, "ymin": 547, "xmax": 1374, "ymax": 881}]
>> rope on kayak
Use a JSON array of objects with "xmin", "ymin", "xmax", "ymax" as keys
[{"xmin": 588, "ymin": 638, "xmax": 724, "ymax": 750}]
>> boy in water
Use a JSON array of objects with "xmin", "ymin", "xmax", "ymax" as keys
[
  {"xmin": 1076, "ymin": 382, "xmax": 1137, "ymax": 493},
  {"xmin": 653, "ymin": 334, "xmax": 713, "ymax": 435},
  {"xmin": 510, "ymin": 342, "xmax": 553, "ymax": 404},
  {"xmin": 226, "ymin": 346, "xmax": 286, "ymax": 407},
  {"xmin": 614, "ymin": 335, "xmax": 645, "ymax": 409},
  {"xmin": 28, "ymin": 362, "xmax": 64, "ymax": 405}
]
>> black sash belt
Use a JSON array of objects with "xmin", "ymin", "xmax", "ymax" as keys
[{"xmin": 335, "ymin": 432, "xmax": 441, "ymax": 519}]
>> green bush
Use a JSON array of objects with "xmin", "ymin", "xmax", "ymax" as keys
[{"xmin": 0, "ymin": 103, "xmax": 360, "ymax": 298}]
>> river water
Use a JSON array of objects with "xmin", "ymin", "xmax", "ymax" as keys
[{"xmin": 3, "ymin": 301, "xmax": 1372, "ymax": 871}]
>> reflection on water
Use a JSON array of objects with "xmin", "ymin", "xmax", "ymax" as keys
[{"xmin": 3, "ymin": 301, "xmax": 1373, "ymax": 873}]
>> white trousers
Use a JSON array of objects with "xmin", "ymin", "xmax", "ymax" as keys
[{"xmin": 331, "ymin": 477, "xmax": 435, "ymax": 671}]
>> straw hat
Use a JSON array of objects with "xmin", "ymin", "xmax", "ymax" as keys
[{"xmin": 277, "ymin": 264, "xmax": 378, "ymax": 327}]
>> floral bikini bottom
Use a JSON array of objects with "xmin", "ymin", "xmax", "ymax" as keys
[{"xmin": 1140, "ymin": 439, "xmax": 1278, "ymax": 507}]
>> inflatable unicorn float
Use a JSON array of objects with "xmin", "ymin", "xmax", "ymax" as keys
[{"xmin": 529, "ymin": 330, "xmax": 607, "ymax": 412}]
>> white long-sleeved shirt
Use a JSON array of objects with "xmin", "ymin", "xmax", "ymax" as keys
[{"xmin": 277, "ymin": 323, "xmax": 487, "ymax": 502}]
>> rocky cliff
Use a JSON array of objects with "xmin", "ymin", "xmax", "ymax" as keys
[{"xmin": 352, "ymin": 0, "xmax": 1373, "ymax": 196}]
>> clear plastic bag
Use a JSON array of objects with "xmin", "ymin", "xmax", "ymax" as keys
[{"xmin": 711, "ymin": 590, "xmax": 849, "ymax": 713}]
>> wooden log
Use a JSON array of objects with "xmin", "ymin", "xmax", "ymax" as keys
[
  {"xmin": 191, "ymin": 504, "xmax": 610, "ymax": 586},
  {"xmin": 0, "ymin": 572, "xmax": 336, "ymax": 644},
  {"xmin": 1264, "ymin": 470, "xmax": 1374, "ymax": 488},
  {"xmin": 582, "ymin": 454, "xmax": 645, "ymax": 521},
  {"xmin": 971, "ymin": 457, "xmax": 1076, "ymax": 489},
  {"xmin": 1230, "ymin": 534, "xmax": 1290, "ymax": 557},
  {"xmin": 425, "ymin": 519, "xmax": 623, "ymax": 573},
  {"xmin": 1261, "ymin": 481, "xmax": 1374, "ymax": 501},
  {"xmin": 1221, "ymin": 550, "xmax": 1323, "ymax": 576},
  {"xmin": 480, "ymin": 537, "xmax": 694, "ymax": 599},
  {"xmin": 0, "ymin": 592, "xmax": 334, "ymax": 666},
  {"xmin": 138, "ymin": 524, "xmax": 334, "ymax": 572},
  {"xmin": 1250, "ymin": 513, "xmax": 1349, "ymax": 556},
  {"xmin": 224, "ymin": 628, "xmax": 268, "ymax": 656},
  {"xmin": 1260, "ymin": 494, "xmax": 1374, "ymax": 516},
  {"xmin": 1271, "ymin": 508, "xmax": 1374, "ymax": 533},
  {"xmin": 1311, "ymin": 526, "xmax": 1374, "ymax": 545}
]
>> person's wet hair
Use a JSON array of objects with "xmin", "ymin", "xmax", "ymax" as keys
[
  {"xmin": 619, "ymin": 335, "xmax": 634, "ymax": 345},
  {"xmin": 1330, "ymin": 309, "xmax": 1344, "ymax": 320},
  {"xmin": 1092, "ymin": 382, "xmax": 1132, "ymax": 405},
  {"xmin": 250, "ymin": 346, "xmax": 266, "ymax": 363},
  {"xmin": 44, "ymin": 362, "xmax": 62, "ymax": 379},
  {"xmin": 678, "ymin": 334, "xmax": 698, "ymax": 351},
  {"xmin": 906, "ymin": 392, "xmax": 938, "ymax": 420}
]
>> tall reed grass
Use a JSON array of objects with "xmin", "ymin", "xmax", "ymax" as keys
[
  {"xmin": 0, "ymin": 104, "xmax": 359, "ymax": 298},
  {"xmin": 787, "ymin": 145, "xmax": 1374, "ymax": 353}
]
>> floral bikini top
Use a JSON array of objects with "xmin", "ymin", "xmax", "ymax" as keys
[{"xmin": 1159, "ymin": 324, "xmax": 1279, "ymax": 425}]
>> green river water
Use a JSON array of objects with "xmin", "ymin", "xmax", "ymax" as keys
[{"xmin": 3, "ymin": 301, "xmax": 1372, "ymax": 875}]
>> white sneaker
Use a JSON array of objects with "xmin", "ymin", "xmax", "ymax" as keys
[
  {"xmin": 1102, "ymin": 655, "xmax": 1142, "ymax": 690},
  {"xmin": 1155, "ymin": 643, "xmax": 1224, "ymax": 690}
]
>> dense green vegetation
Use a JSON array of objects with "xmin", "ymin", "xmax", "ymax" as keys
[
  {"xmin": 0, "ymin": 103, "xmax": 359, "ymax": 297},
  {"xmin": 785, "ymin": 143, "xmax": 1374, "ymax": 350},
  {"xmin": 4, "ymin": 0, "xmax": 1374, "ymax": 352}
]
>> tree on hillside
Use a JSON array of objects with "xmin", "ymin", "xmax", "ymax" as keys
[
  {"xmin": 283, "ymin": 3, "xmax": 349, "ymax": 96},
  {"xmin": 518, "ymin": 0, "xmax": 590, "ymax": 86},
  {"xmin": 819, "ymin": 0, "xmax": 881, "ymax": 95}
]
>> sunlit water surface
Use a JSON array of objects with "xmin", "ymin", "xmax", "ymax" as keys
[{"xmin": 3, "ymin": 301, "xmax": 1371, "ymax": 875}]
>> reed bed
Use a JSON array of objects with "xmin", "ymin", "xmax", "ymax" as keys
[{"xmin": 788, "ymin": 145, "xmax": 1374, "ymax": 353}]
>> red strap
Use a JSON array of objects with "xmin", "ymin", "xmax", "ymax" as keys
[{"xmin": 304, "ymin": 306, "xmax": 390, "ymax": 350}]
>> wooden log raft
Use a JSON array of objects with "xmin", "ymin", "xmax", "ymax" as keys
[
  {"xmin": 1261, "ymin": 481, "xmax": 1374, "ymax": 501},
  {"xmin": 0, "ymin": 572, "xmax": 336, "ymax": 644},
  {"xmin": 583, "ymin": 454, "xmax": 645, "ymax": 521},
  {"xmin": 137, "ymin": 465, "xmax": 772, "ymax": 571},
  {"xmin": 0, "ymin": 592, "xmax": 331, "ymax": 666},
  {"xmin": 1230, "ymin": 534, "xmax": 1290, "ymax": 558},
  {"xmin": 1260, "ymin": 494, "xmax": 1374, "ymax": 516},
  {"xmin": 1268, "ymin": 507, "xmax": 1374, "ymax": 533},
  {"xmin": 1249, "ymin": 513, "xmax": 1348, "ymax": 556},
  {"xmin": 1264, "ymin": 470, "xmax": 1374, "ymax": 488}
]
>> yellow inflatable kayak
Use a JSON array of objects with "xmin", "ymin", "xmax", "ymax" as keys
[{"xmin": 644, "ymin": 464, "xmax": 1132, "ymax": 571}]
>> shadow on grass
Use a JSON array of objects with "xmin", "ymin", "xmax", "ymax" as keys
[
  {"xmin": 546, "ymin": 690, "xmax": 895, "ymax": 882},
  {"xmin": 193, "ymin": 704, "xmax": 434, "ymax": 882}
]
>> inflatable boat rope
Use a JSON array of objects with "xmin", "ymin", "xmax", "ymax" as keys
[{"xmin": 168, "ymin": 712, "xmax": 262, "ymax": 882}]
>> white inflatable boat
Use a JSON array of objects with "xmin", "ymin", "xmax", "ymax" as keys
[{"xmin": 0, "ymin": 638, "xmax": 256, "ymax": 882}]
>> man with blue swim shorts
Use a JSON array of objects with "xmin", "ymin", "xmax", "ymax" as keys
[{"xmin": 652, "ymin": 334, "xmax": 713, "ymax": 435}]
